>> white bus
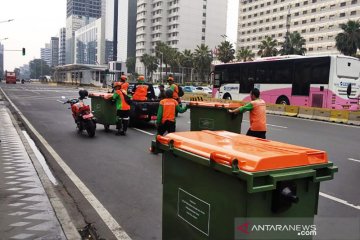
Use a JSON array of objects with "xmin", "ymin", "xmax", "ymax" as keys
[{"xmin": 212, "ymin": 55, "xmax": 360, "ymax": 110}]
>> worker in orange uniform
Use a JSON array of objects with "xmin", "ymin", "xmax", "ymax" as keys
[
  {"xmin": 167, "ymin": 76, "xmax": 180, "ymax": 102},
  {"xmin": 229, "ymin": 88, "xmax": 267, "ymax": 139},
  {"xmin": 112, "ymin": 82, "xmax": 131, "ymax": 135},
  {"xmin": 156, "ymin": 89, "xmax": 188, "ymax": 136},
  {"xmin": 119, "ymin": 75, "xmax": 129, "ymax": 93},
  {"xmin": 132, "ymin": 75, "xmax": 149, "ymax": 101}
]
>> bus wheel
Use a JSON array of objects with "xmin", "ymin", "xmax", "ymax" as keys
[
  {"xmin": 276, "ymin": 96, "xmax": 290, "ymax": 105},
  {"xmin": 223, "ymin": 93, "xmax": 232, "ymax": 100}
]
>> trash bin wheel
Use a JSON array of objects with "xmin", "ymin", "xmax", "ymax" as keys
[{"xmin": 104, "ymin": 124, "xmax": 110, "ymax": 132}]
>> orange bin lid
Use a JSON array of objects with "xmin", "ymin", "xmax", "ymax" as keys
[
  {"xmin": 189, "ymin": 101, "xmax": 243, "ymax": 109},
  {"xmin": 157, "ymin": 131, "xmax": 328, "ymax": 172},
  {"xmin": 89, "ymin": 92, "xmax": 113, "ymax": 100}
]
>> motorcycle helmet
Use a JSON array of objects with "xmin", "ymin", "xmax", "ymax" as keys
[{"xmin": 79, "ymin": 89, "xmax": 88, "ymax": 100}]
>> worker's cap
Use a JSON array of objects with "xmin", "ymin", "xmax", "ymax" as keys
[
  {"xmin": 138, "ymin": 75, "xmax": 145, "ymax": 81},
  {"xmin": 167, "ymin": 76, "xmax": 174, "ymax": 82},
  {"xmin": 120, "ymin": 75, "xmax": 127, "ymax": 81},
  {"xmin": 113, "ymin": 81, "xmax": 122, "ymax": 88}
]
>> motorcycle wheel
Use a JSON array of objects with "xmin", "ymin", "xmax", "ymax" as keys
[{"xmin": 85, "ymin": 120, "xmax": 96, "ymax": 138}]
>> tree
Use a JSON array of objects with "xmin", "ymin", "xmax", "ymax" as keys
[
  {"xmin": 140, "ymin": 54, "xmax": 158, "ymax": 82},
  {"xmin": 29, "ymin": 59, "xmax": 51, "ymax": 79},
  {"xmin": 279, "ymin": 32, "xmax": 307, "ymax": 55},
  {"xmin": 126, "ymin": 57, "xmax": 136, "ymax": 74},
  {"xmin": 180, "ymin": 49, "xmax": 194, "ymax": 82},
  {"xmin": 257, "ymin": 36, "xmax": 278, "ymax": 57},
  {"xmin": 216, "ymin": 41, "xmax": 235, "ymax": 63},
  {"xmin": 335, "ymin": 20, "xmax": 360, "ymax": 56},
  {"xmin": 236, "ymin": 48, "xmax": 255, "ymax": 62},
  {"xmin": 155, "ymin": 41, "xmax": 172, "ymax": 76},
  {"xmin": 193, "ymin": 44, "xmax": 213, "ymax": 83}
]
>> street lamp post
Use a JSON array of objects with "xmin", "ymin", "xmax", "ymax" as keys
[{"xmin": 155, "ymin": 50, "xmax": 163, "ymax": 84}]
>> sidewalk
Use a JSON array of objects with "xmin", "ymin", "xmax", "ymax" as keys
[{"xmin": 0, "ymin": 101, "xmax": 67, "ymax": 239}]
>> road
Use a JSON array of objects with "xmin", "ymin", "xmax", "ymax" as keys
[{"xmin": 1, "ymin": 83, "xmax": 359, "ymax": 240}]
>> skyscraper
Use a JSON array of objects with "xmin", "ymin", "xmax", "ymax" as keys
[
  {"xmin": 237, "ymin": 0, "xmax": 360, "ymax": 56},
  {"xmin": 51, "ymin": 37, "xmax": 59, "ymax": 67},
  {"xmin": 66, "ymin": 0, "xmax": 102, "ymax": 64},
  {"xmin": 41, "ymin": 44, "xmax": 51, "ymax": 67},
  {"xmin": 135, "ymin": 0, "xmax": 227, "ymax": 74},
  {"xmin": 59, "ymin": 28, "xmax": 66, "ymax": 65}
]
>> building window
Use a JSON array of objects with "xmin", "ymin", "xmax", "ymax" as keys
[
  {"xmin": 327, "ymin": 46, "xmax": 332, "ymax": 50},
  {"xmin": 340, "ymin": 2, "xmax": 346, "ymax": 6},
  {"xmin": 278, "ymin": 33, "xmax": 283, "ymax": 37},
  {"xmin": 311, "ymin": 18, "xmax": 315, "ymax": 22},
  {"xmin": 310, "ymin": 28, "xmax": 315, "ymax": 32},
  {"xmin": 311, "ymin": 8, "xmax": 316, "ymax": 13},
  {"xmin": 309, "ymin": 47, "xmax": 313, "ymax": 51},
  {"xmin": 294, "ymin": 21, "xmax": 299, "ymax": 25},
  {"xmin": 312, "ymin": 0, "xmax": 317, "ymax": 2},
  {"xmin": 329, "ymin": 14, "xmax": 335, "ymax": 19},
  {"xmin": 317, "ymin": 47, "xmax": 323, "ymax": 51},
  {"xmin": 302, "ymin": 20, "xmax": 307, "ymax": 24},
  {"xmin": 340, "ymin": 12, "xmax": 345, "ymax": 17},
  {"xmin": 294, "ymin": 12, "xmax": 299, "ymax": 16},
  {"xmin": 320, "ymin": 16, "xmax": 325, "ymax": 21},
  {"xmin": 304, "ymin": 1, "xmax": 308, "ymax": 5},
  {"xmin": 301, "ymin": 29, "xmax": 306, "ymax": 33},
  {"xmin": 303, "ymin": 10, "xmax": 308, "ymax": 14},
  {"xmin": 329, "ymin": 25, "xmax": 334, "ymax": 29},
  {"xmin": 273, "ymin": 17, "xmax": 277, "ymax": 20},
  {"xmin": 295, "ymin": 3, "xmax": 300, "ymax": 6},
  {"xmin": 351, "ymin": 11, "xmax": 357, "ymax": 15},
  {"xmin": 309, "ymin": 38, "xmax": 314, "ymax": 41},
  {"xmin": 328, "ymin": 35, "xmax": 333, "ymax": 39},
  {"xmin": 352, "ymin": 0, "xmax": 358, "ymax": 4},
  {"xmin": 253, "ymin": 29, "xmax": 257, "ymax": 33},
  {"xmin": 318, "ymin": 36, "xmax": 323, "ymax": 41}
]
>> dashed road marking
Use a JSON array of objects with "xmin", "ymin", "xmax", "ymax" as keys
[
  {"xmin": 132, "ymin": 128, "xmax": 155, "ymax": 136},
  {"xmin": 320, "ymin": 192, "xmax": 360, "ymax": 210},
  {"xmin": 348, "ymin": 158, "xmax": 360, "ymax": 163}
]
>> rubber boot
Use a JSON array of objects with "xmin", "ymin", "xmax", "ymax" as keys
[
  {"xmin": 121, "ymin": 118, "xmax": 129, "ymax": 136},
  {"xmin": 116, "ymin": 121, "xmax": 123, "ymax": 136}
]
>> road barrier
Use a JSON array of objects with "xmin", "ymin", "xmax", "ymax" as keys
[
  {"xmin": 298, "ymin": 107, "xmax": 315, "ymax": 119},
  {"xmin": 347, "ymin": 111, "xmax": 360, "ymax": 125},
  {"xmin": 329, "ymin": 110, "xmax": 349, "ymax": 124},
  {"xmin": 284, "ymin": 105, "xmax": 299, "ymax": 117},
  {"xmin": 272, "ymin": 104, "xmax": 286, "ymax": 115},
  {"xmin": 312, "ymin": 108, "xmax": 331, "ymax": 121}
]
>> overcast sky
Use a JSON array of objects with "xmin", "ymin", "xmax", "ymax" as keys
[{"xmin": 1, "ymin": 0, "xmax": 238, "ymax": 71}]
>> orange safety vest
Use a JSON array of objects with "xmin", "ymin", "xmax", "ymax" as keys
[
  {"xmin": 249, "ymin": 99, "xmax": 267, "ymax": 131},
  {"xmin": 170, "ymin": 84, "xmax": 179, "ymax": 99},
  {"xmin": 115, "ymin": 90, "xmax": 131, "ymax": 110},
  {"xmin": 133, "ymin": 84, "xmax": 148, "ymax": 101},
  {"xmin": 120, "ymin": 82, "xmax": 129, "ymax": 92},
  {"xmin": 160, "ymin": 98, "xmax": 178, "ymax": 124}
]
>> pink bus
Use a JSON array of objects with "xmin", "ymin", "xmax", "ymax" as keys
[{"xmin": 212, "ymin": 55, "xmax": 360, "ymax": 110}]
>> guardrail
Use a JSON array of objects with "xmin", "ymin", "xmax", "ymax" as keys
[{"xmin": 183, "ymin": 93, "xmax": 360, "ymax": 126}]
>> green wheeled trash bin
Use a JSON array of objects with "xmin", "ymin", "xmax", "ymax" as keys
[
  {"xmin": 156, "ymin": 130, "xmax": 338, "ymax": 240},
  {"xmin": 189, "ymin": 102, "xmax": 243, "ymax": 133},
  {"xmin": 89, "ymin": 92, "xmax": 117, "ymax": 132}
]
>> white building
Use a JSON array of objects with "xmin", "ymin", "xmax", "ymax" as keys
[
  {"xmin": 74, "ymin": 18, "xmax": 103, "ymax": 64},
  {"xmin": 237, "ymin": 0, "xmax": 360, "ymax": 56},
  {"xmin": 51, "ymin": 37, "xmax": 59, "ymax": 67},
  {"xmin": 135, "ymin": 0, "xmax": 228, "ymax": 75},
  {"xmin": 40, "ymin": 43, "xmax": 51, "ymax": 66}
]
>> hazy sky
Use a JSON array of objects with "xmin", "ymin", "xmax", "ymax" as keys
[{"xmin": 1, "ymin": 0, "xmax": 238, "ymax": 71}]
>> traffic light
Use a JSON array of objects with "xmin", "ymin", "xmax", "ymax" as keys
[{"xmin": 22, "ymin": 48, "xmax": 25, "ymax": 56}]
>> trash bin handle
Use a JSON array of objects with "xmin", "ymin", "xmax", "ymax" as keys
[{"xmin": 210, "ymin": 152, "xmax": 236, "ymax": 167}]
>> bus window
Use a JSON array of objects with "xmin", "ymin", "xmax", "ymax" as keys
[
  {"xmin": 240, "ymin": 64, "xmax": 255, "ymax": 93},
  {"xmin": 312, "ymin": 57, "xmax": 330, "ymax": 84},
  {"xmin": 293, "ymin": 60, "xmax": 311, "ymax": 96}
]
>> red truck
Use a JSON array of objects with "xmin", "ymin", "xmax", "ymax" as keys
[{"xmin": 5, "ymin": 71, "xmax": 16, "ymax": 84}]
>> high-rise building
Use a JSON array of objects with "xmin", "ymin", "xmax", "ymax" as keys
[
  {"xmin": 66, "ymin": 0, "xmax": 102, "ymax": 64},
  {"xmin": 41, "ymin": 43, "xmax": 52, "ymax": 66},
  {"xmin": 74, "ymin": 18, "xmax": 102, "ymax": 64},
  {"xmin": 135, "ymin": 0, "xmax": 227, "ymax": 74},
  {"xmin": 0, "ymin": 43, "xmax": 4, "ymax": 79},
  {"xmin": 59, "ymin": 28, "xmax": 66, "ymax": 65},
  {"xmin": 101, "ymin": 0, "xmax": 137, "ymax": 64},
  {"xmin": 51, "ymin": 37, "xmax": 59, "ymax": 67},
  {"xmin": 237, "ymin": 0, "xmax": 360, "ymax": 56}
]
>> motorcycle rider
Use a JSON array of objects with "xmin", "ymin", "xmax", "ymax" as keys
[
  {"xmin": 113, "ymin": 82, "xmax": 131, "ymax": 135},
  {"xmin": 71, "ymin": 90, "xmax": 88, "ymax": 123}
]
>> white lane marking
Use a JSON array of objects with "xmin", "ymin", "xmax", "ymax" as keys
[
  {"xmin": 56, "ymin": 100, "xmax": 65, "ymax": 103},
  {"xmin": 319, "ymin": 192, "xmax": 360, "ymax": 210},
  {"xmin": 1, "ymin": 88, "xmax": 131, "ymax": 240},
  {"xmin": 243, "ymin": 120, "xmax": 288, "ymax": 129},
  {"xmin": 132, "ymin": 128, "xmax": 155, "ymax": 136},
  {"xmin": 348, "ymin": 158, "xmax": 360, "ymax": 163},
  {"xmin": 270, "ymin": 114, "xmax": 360, "ymax": 129},
  {"xmin": 22, "ymin": 131, "xmax": 58, "ymax": 185}
]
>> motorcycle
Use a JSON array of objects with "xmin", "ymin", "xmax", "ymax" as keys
[{"xmin": 62, "ymin": 96, "xmax": 96, "ymax": 138}]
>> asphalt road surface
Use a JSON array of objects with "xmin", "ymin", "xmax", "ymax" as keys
[{"xmin": 1, "ymin": 83, "xmax": 359, "ymax": 240}]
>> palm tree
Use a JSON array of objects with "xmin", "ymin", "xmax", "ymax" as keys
[
  {"xmin": 335, "ymin": 20, "xmax": 360, "ymax": 56},
  {"xmin": 126, "ymin": 57, "xmax": 136, "ymax": 74},
  {"xmin": 216, "ymin": 41, "xmax": 235, "ymax": 63},
  {"xmin": 180, "ymin": 49, "xmax": 194, "ymax": 82},
  {"xmin": 279, "ymin": 32, "xmax": 307, "ymax": 55},
  {"xmin": 141, "ymin": 54, "xmax": 158, "ymax": 80},
  {"xmin": 193, "ymin": 44, "xmax": 213, "ymax": 83},
  {"xmin": 155, "ymin": 42, "xmax": 172, "ymax": 76},
  {"xmin": 236, "ymin": 48, "xmax": 255, "ymax": 62},
  {"xmin": 257, "ymin": 36, "xmax": 278, "ymax": 57}
]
